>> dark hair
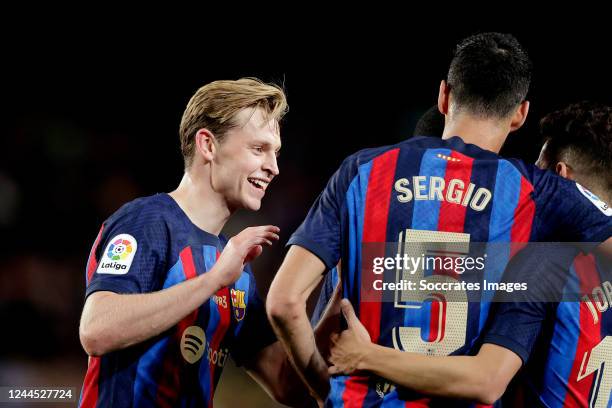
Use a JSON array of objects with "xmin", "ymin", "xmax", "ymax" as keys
[
  {"xmin": 413, "ymin": 105, "xmax": 444, "ymax": 138},
  {"xmin": 447, "ymin": 32, "xmax": 532, "ymax": 118},
  {"xmin": 539, "ymin": 101, "xmax": 612, "ymax": 191}
]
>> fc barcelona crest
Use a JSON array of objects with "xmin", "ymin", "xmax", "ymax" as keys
[{"xmin": 230, "ymin": 289, "xmax": 246, "ymax": 321}]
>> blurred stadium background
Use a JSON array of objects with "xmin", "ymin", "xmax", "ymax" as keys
[{"xmin": 1, "ymin": 21, "xmax": 610, "ymax": 407}]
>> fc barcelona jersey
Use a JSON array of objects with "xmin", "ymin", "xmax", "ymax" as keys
[
  {"xmin": 288, "ymin": 136, "xmax": 612, "ymax": 407},
  {"xmin": 78, "ymin": 193, "xmax": 275, "ymax": 408},
  {"xmin": 486, "ymin": 250, "xmax": 612, "ymax": 408}
]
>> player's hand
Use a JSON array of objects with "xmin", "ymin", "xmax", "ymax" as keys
[
  {"xmin": 213, "ymin": 225, "xmax": 280, "ymax": 287},
  {"xmin": 328, "ymin": 299, "xmax": 371, "ymax": 376}
]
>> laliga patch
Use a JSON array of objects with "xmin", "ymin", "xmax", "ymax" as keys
[
  {"xmin": 576, "ymin": 183, "xmax": 612, "ymax": 216},
  {"xmin": 97, "ymin": 234, "xmax": 138, "ymax": 274}
]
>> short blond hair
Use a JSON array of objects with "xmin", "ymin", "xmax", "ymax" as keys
[{"xmin": 179, "ymin": 77, "xmax": 288, "ymax": 168}]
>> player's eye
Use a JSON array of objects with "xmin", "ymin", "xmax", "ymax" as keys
[{"xmin": 253, "ymin": 146, "xmax": 264, "ymax": 154}]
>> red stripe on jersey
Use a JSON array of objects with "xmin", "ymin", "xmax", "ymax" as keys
[
  {"xmin": 510, "ymin": 177, "xmax": 535, "ymax": 255},
  {"xmin": 563, "ymin": 254, "xmax": 601, "ymax": 408},
  {"xmin": 80, "ymin": 356, "xmax": 100, "ymax": 408},
  {"xmin": 86, "ymin": 225, "xmax": 105, "ymax": 284},
  {"xmin": 155, "ymin": 247, "xmax": 200, "ymax": 407},
  {"xmin": 341, "ymin": 376, "xmax": 369, "ymax": 408},
  {"xmin": 360, "ymin": 148, "xmax": 399, "ymax": 343},
  {"xmin": 207, "ymin": 250, "xmax": 231, "ymax": 407},
  {"xmin": 437, "ymin": 150, "xmax": 474, "ymax": 234},
  {"xmin": 346, "ymin": 148, "xmax": 398, "ymax": 407},
  {"xmin": 435, "ymin": 150, "xmax": 474, "ymax": 301},
  {"xmin": 405, "ymin": 398, "xmax": 431, "ymax": 407},
  {"xmin": 181, "ymin": 247, "xmax": 198, "ymax": 280}
]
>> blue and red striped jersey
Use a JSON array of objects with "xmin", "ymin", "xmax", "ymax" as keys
[
  {"xmin": 78, "ymin": 193, "xmax": 275, "ymax": 408},
  {"xmin": 487, "ymin": 250, "xmax": 612, "ymax": 408},
  {"xmin": 289, "ymin": 136, "xmax": 612, "ymax": 407}
]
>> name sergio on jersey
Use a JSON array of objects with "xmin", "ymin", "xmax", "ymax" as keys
[{"xmin": 394, "ymin": 176, "xmax": 492, "ymax": 211}]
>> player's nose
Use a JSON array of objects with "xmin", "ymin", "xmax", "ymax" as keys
[{"xmin": 263, "ymin": 152, "xmax": 279, "ymax": 177}]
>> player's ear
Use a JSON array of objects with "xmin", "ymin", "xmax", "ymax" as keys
[
  {"xmin": 195, "ymin": 128, "xmax": 216, "ymax": 162},
  {"xmin": 555, "ymin": 162, "xmax": 574, "ymax": 180},
  {"xmin": 509, "ymin": 100, "xmax": 530, "ymax": 132},
  {"xmin": 437, "ymin": 80, "xmax": 450, "ymax": 116}
]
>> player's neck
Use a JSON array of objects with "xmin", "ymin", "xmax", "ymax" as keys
[
  {"xmin": 441, "ymin": 114, "xmax": 509, "ymax": 154},
  {"xmin": 169, "ymin": 171, "xmax": 231, "ymax": 236}
]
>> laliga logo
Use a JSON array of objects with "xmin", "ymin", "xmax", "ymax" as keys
[
  {"xmin": 107, "ymin": 238, "xmax": 133, "ymax": 261},
  {"xmin": 230, "ymin": 289, "xmax": 246, "ymax": 321},
  {"xmin": 97, "ymin": 234, "xmax": 137, "ymax": 275}
]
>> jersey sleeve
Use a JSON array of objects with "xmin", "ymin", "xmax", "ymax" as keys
[
  {"xmin": 231, "ymin": 269, "xmax": 277, "ymax": 366},
  {"xmin": 530, "ymin": 165, "xmax": 612, "ymax": 243},
  {"xmin": 84, "ymin": 208, "xmax": 169, "ymax": 298},
  {"xmin": 482, "ymin": 300, "xmax": 549, "ymax": 364},
  {"xmin": 482, "ymin": 243, "xmax": 574, "ymax": 364},
  {"xmin": 287, "ymin": 156, "xmax": 357, "ymax": 270}
]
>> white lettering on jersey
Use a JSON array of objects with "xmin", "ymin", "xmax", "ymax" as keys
[
  {"xmin": 394, "ymin": 176, "xmax": 492, "ymax": 211},
  {"xmin": 584, "ymin": 280, "xmax": 612, "ymax": 325}
]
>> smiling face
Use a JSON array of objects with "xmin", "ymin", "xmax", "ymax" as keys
[{"xmin": 211, "ymin": 107, "xmax": 281, "ymax": 211}]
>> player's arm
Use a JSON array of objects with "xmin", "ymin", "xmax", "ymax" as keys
[
  {"xmin": 329, "ymin": 300, "xmax": 522, "ymax": 405},
  {"xmin": 358, "ymin": 344, "xmax": 519, "ymax": 404},
  {"xmin": 266, "ymin": 155, "xmax": 355, "ymax": 402},
  {"xmin": 244, "ymin": 313, "xmax": 341, "ymax": 408},
  {"xmin": 266, "ymin": 245, "xmax": 330, "ymax": 402},
  {"xmin": 79, "ymin": 225, "xmax": 279, "ymax": 356},
  {"xmin": 243, "ymin": 342, "xmax": 316, "ymax": 408},
  {"xmin": 80, "ymin": 278, "xmax": 221, "ymax": 356},
  {"xmin": 235, "ymin": 280, "xmax": 341, "ymax": 407}
]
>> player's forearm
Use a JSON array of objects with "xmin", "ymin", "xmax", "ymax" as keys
[
  {"xmin": 267, "ymin": 299, "xmax": 330, "ymax": 401},
  {"xmin": 267, "ymin": 245, "xmax": 330, "ymax": 400},
  {"xmin": 271, "ymin": 354, "xmax": 317, "ymax": 408},
  {"xmin": 360, "ymin": 344, "xmax": 499, "ymax": 404},
  {"xmin": 80, "ymin": 270, "xmax": 223, "ymax": 356},
  {"xmin": 247, "ymin": 341, "xmax": 318, "ymax": 408}
]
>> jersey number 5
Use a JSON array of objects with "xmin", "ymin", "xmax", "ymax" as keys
[{"xmin": 392, "ymin": 229, "xmax": 470, "ymax": 356}]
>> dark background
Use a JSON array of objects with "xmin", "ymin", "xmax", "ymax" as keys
[{"xmin": 0, "ymin": 20, "xmax": 610, "ymax": 406}]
